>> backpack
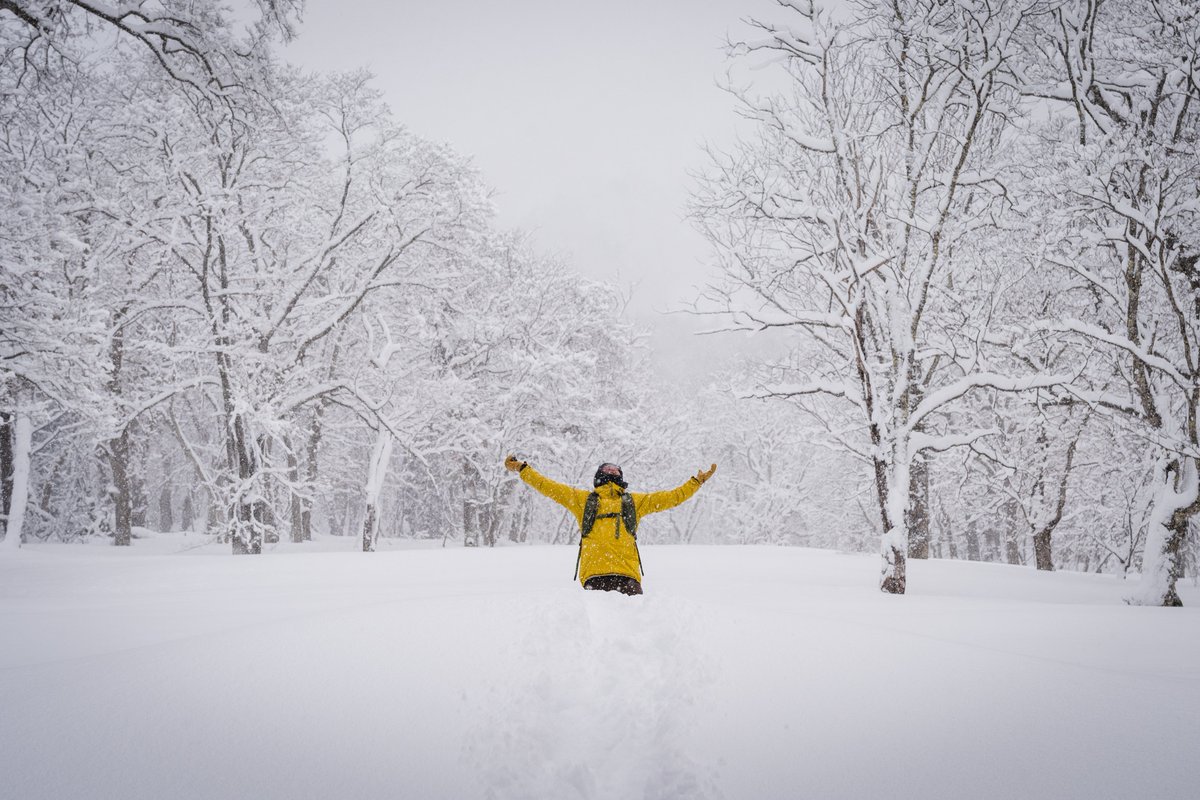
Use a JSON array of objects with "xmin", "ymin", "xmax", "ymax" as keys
[
  {"xmin": 574, "ymin": 491, "xmax": 642, "ymax": 580},
  {"xmin": 582, "ymin": 491, "xmax": 637, "ymax": 538}
]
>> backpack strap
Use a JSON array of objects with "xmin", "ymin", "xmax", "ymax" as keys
[
  {"xmin": 581, "ymin": 492, "xmax": 600, "ymax": 537},
  {"xmin": 621, "ymin": 493, "xmax": 638, "ymax": 538},
  {"xmin": 575, "ymin": 492, "xmax": 599, "ymax": 580},
  {"xmin": 623, "ymin": 493, "xmax": 644, "ymax": 576}
]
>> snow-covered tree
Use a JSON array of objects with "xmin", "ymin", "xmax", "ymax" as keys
[
  {"xmin": 1022, "ymin": 0, "xmax": 1200, "ymax": 605},
  {"xmin": 693, "ymin": 0, "xmax": 1065, "ymax": 593},
  {"xmin": 0, "ymin": 32, "xmax": 110, "ymax": 548}
]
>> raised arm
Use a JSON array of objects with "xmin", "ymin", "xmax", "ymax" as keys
[
  {"xmin": 505, "ymin": 456, "xmax": 588, "ymax": 520},
  {"xmin": 632, "ymin": 463, "xmax": 716, "ymax": 516}
]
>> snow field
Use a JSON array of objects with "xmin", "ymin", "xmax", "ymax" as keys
[
  {"xmin": 469, "ymin": 592, "xmax": 719, "ymax": 799},
  {"xmin": 1, "ymin": 538, "xmax": 1197, "ymax": 800}
]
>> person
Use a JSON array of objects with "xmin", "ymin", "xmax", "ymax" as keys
[{"xmin": 504, "ymin": 456, "xmax": 717, "ymax": 595}]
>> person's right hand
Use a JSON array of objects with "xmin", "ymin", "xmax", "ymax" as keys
[
  {"xmin": 694, "ymin": 463, "xmax": 717, "ymax": 485},
  {"xmin": 504, "ymin": 455, "xmax": 526, "ymax": 472}
]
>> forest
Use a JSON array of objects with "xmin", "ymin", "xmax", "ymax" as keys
[{"xmin": 2, "ymin": 0, "xmax": 1198, "ymax": 606}]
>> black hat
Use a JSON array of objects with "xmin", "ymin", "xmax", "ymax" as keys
[{"xmin": 593, "ymin": 462, "xmax": 627, "ymax": 489}]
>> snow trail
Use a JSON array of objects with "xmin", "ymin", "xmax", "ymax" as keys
[{"xmin": 467, "ymin": 591, "xmax": 722, "ymax": 800}]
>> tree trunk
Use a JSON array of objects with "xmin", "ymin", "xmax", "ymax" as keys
[
  {"xmin": 287, "ymin": 440, "xmax": 304, "ymax": 543},
  {"xmin": 361, "ymin": 429, "xmax": 393, "ymax": 553},
  {"xmin": 38, "ymin": 451, "xmax": 66, "ymax": 534},
  {"xmin": 461, "ymin": 458, "xmax": 480, "ymax": 547},
  {"xmin": 1130, "ymin": 458, "xmax": 1196, "ymax": 607},
  {"xmin": 103, "ymin": 313, "xmax": 134, "ymax": 546},
  {"xmin": 508, "ymin": 497, "xmax": 529, "ymax": 543},
  {"xmin": 229, "ymin": 413, "xmax": 267, "ymax": 555},
  {"xmin": 158, "ymin": 484, "xmax": 173, "ymax": 532},
  {"xmin": 480, "ymin": 488, "xmax": 499, "ymax": 548},
  {"xmin": 1032, "ymin": 528, "xmax": 1054, "ymax": 571},
  {"xmin": 1004, "ymin": 529, "xmax": 1023, "ymax": 565},
  {"xmin": 106, "ymin": 430, "xmax": 134, "ymax": 547},
  {"xmin": 131, "ymin": 469, "xmax": 147, "ymax": 529},
  {"xmin": 1, "ymin": 400, "xmax": 32, "ymax": 550},
  {"xmin": 463, "ymin": 500, "xmax": 479, "ymax": 547},
  {"xmin": 983, "ymin": 528, "xmax": 1002, "ymax": 563},
  {"xmin": 211, "ymin": 313, "xmax": 265, "ymax": 555},
  {"xmin": 1157, "ymin": 512, "xmax": 1188, "ymax": 608},
  {"xmin": 481, "ymin": 479, "xmax": 515, "ymax": 547},
  {"xmin": 181, "ymin": 493, "xmax": 195, "ymax": 533},
  {"xmin": 1031, "ymin": 431, "xmax": 1080, "ymax": 572},
  {"xmin": 38, "ymin": 474, "xmax": 53, "ymax": 522},
  {"xmin": 1, "ymin": 411, "xmax": 13, "ymax": 529},
  {"xmin": 300, "ymin": 403, "xmax": 326, "ymax": 542},
  {"xmin": 878, "ymin": 454, "xmax": 909, "ymax": 594},
  {"xmin": 361, "ymin": 504, "xmax": 377, "ymax": 552},
  {"xmin": 230, "ymin": 489, "xmax": 268, "ymax": 554},
  {"xmin": 231, "ymin": 504, "xmax": 252, "ymax": 554},
  {"xmin": 207, "ymin": 501, "xmax": 222, "ymax": 539},
  {"xmin": 906, "ymin": 454, "xmax": 930, "ymax": 559},
  {"xmin": 965, "ymin": 520, "xmax": 981, "ymax": 562},
  {"xmin": 880, "ymin": 535, "xmax": 907, "ymax": 594},
  {"xmin": 1000, "ymin": 496, "xmax": 1023, "ymax": 565}
]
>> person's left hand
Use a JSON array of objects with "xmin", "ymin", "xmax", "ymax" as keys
[{"xmin": 694, "ymin": 463, "xmax": 717, "ymax": 485}]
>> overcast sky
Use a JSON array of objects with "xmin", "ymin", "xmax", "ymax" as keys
[{"xmin": 286, "ymin": 0, "xmax": 769, "ymax": 376}]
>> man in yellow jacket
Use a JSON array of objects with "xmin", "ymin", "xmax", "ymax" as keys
[{"xmin": 504, "ymin": 456, "xmax": 717, "ymax": 595}]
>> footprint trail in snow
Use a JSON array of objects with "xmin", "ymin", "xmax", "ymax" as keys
[{"xmin": 466, "ymin": 591, "xmax": 722, "ymax": 800}]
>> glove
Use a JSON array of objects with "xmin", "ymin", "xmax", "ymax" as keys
[
  {"xmin": 693, "ymin": 463, "xmax": 717, "ymax": 485},
  {"xmin": 504, "ymin": 455, "xmax": 527, "ymax": 473}
]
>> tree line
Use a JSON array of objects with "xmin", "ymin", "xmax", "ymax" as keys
[{"xmin": 1, "ymin": 0, "xmax": 1197, "ymax": 606}]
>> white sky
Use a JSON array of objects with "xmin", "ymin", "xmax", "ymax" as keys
[{"xmin": 285, "ymin": 0, "xmax": 771, "ymax": 378}]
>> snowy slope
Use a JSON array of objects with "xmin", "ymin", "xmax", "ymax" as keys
[{"xmin": 1, "ymin": 537, "xmax": 1197, "ymax": 800}]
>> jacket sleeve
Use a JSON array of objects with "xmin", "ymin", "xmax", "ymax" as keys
[
  {"xmin": 632, "ymin": 477, "xmax": 702, "ymax": 517},
  {"xmin": 519, "ymin": 465, "xmax": 588, "ymax": 521}
]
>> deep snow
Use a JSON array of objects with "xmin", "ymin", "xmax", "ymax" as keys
[{"xmin": 1, "ymin": 536, "xmax": 1197, "ymax": 800}]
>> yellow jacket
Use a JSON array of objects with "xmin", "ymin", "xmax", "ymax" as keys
[{"xmin": 519, "ymin": 465, "xmax": 701, "ymax": 584}]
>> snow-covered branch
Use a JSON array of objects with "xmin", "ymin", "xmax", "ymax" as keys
[
  {"xmin": 907, "ymin": 373, "xmax": 1074, "ymax": 433},
  {"xmin": 1039, "ymin": 320, "xmax": 1192, "ymax": 390}
]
